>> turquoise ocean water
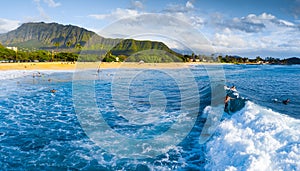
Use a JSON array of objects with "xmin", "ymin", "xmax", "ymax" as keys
[{"xmin": 0, "ymin": 64, "xmax": 299, "ymax": 170}]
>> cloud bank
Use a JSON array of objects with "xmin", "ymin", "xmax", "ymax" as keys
[
  {"xmin": 210, "ymin": 13, "xmax": 300, "ymax": 57},
  {"xmin": 0, "ymin": 18, "xmax": 20, "ymax": 33}
]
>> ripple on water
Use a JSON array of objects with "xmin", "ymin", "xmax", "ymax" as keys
[{"xmin": 0, "ymin": 70, "xmax": 211, "ymax": 170}]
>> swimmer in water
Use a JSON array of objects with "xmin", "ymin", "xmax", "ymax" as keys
[
  {"xmin": 282, "ymin": 98, "xmax": 290, "ymax": 105},
  {"xmin": 273, "ymin": 98, "xmax": 290, "ymax": 105},
  {"xmin": 50, "ymin": 89, "xmax": 57, "ymax": 93}
]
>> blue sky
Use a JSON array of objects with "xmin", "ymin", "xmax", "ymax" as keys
[{"xmin": 1, "ymin": 0, "xmax": 300, "ymax": 58}]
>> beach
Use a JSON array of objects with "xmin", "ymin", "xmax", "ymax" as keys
[
  {"xmin": 0, "ymin": 62, "xmax": 77, "ymax": 70},
  {"xmin": 0, "ymin": 62, "xmax": 223, "ymax": 71}
]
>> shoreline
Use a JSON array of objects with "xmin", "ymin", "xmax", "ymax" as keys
[{"xmin": 0, "ymin": 62, "xmax": 228, "ymax": 71}]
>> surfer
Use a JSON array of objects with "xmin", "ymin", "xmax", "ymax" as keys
[
  {"xmin": 224, "ymin": 94, "xmax": 236, "ymax": 113},
  {"xmin": 282, "ymin": 98, "xmax": 290, "ymax": 105},
  {"xmin": 224, "ymin": 95, "xmax": 230, "ymax": 113},
  {"xmin": 225, "ymin": 85, "xmax": 238, "ymax": 93},
  {"xmin": 224, "ymin": 85, "xmax": 237, "ymax": 113},
  {"xmin": 50, "ymin": 89, "xmax": 57, "ymax": 93},
  {"xmin": 224, "ymin": 85, "xmax": 248, "ymax": 113},
  {"xmin": 272, "ymin": 98, "xmax": 290, "ymax": 105},
  {"xmin": 230, "ymin": 85, "xmax": 236, "ymax": 91}
]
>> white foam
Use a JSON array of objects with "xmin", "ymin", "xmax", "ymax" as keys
[
  {"xmin": 0, "ymin": 70, "xmax": 33, "ymax": 80},
  {"xmin": 205, "ymin": 101, "xmax": 300, "ymax": 171},
  {"xmin": 0, "ymin": 70, "xmax": 74, "ymax": 80}
]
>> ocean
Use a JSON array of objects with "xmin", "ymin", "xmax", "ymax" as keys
[{"xmin": 0, "ymin": 64, "xmax": 299, "ymax": 170}]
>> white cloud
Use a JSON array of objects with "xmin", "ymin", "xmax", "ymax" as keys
[
  {"xmin": 213, "ymin": 33, "xmax": 247, "ymax": 48},
  {"xmin": 89, "ymin": 9, "xmax": 300, "ymax": 58},
  {"xmin": 34, "ymin": 0, "xmax": 61, "ymax": 7},
  {"xmin": 89, "ymin": 14, "xmax": 106, "ymax": 20},
  {"xmin": 131, "ymin": 1, "xmax": 143, "ymax": 9},
  {"xmin": 213, "ymin": 13, "xmax": 297, "ymax": 34},
  {"xmin": 43, "ymin": 0, "xmax": 61, "ymax": 7},
  {"xmin": 205, "ymin": 12, "xmax": 300, "ymax": 57},
  {"xmin": 186, "ymin": 1, "xmax": 194, "ymax": 9},
  {"xmin": 278, "ymin": 39, "xmax": 300, "ymax": 48},
  {"xmin": 0, "ymin": 18, "xmax": 20, "ymax": 33},
  {"xmin": 162, "ymin": 12, "xmax": 205, "ymax": 29},
  {"xmin": 190, "ymin": 16, "xmax": 205, "ymax": 28},
  {"xmin": 89, "ymin": 8, "xmax": 140, "ymax": 21},
  {"xmin": 164, "ymin": 4, "xmax": 187, "ymax": 13},
  {"xmin": 164, "ymin": 1, "xmax": 195, "ymax": 13},
  {"xmin": 252, "ymin": 13, "xmax": 275, "ymax": 20},
  {"xmin": 32, "ymin": 0, "xmax": 52, "ymax": 21},
  {"xmin": 274, "ymin": 19, "xmax": 295, "ymax": 27}
]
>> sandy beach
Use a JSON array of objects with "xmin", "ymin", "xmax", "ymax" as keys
[
  {"xmin": 0, "ymin": 62, "xmax": 223, "ymax": 71},
  {"xmin": 0, "ymin": 62, "xmax": 77, "ymax": 70}
]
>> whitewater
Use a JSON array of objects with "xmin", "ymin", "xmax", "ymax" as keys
[
  {"xmin": 204, "ymin": 101, "xmax": 300, "ymax": 171},
  {"xmin": 0, "ymin": 65, "xmax": 299, "ymax": 170}
]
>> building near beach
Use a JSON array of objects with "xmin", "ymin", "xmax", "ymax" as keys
[{"xmin": 6, "ymin": 46, "xmax": 18, "ymax": 52}]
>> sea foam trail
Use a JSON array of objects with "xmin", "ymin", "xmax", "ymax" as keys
[
  {"xmin": 205, "ymin": 101, "xmax": 300, "ymax": 171},
  {"xmin": 0, "ymin": 70, "xmax": 75, "ymax": 80},
  {"xmin": 0, "ymin": 70, "xmax": 35, "ymax": 80}
]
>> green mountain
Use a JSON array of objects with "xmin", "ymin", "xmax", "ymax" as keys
[
  {"xmin": 286, "ymin": 57, "xmax": 300, "ymax": 64},
  {"xmin": 106, "ymin": 39, "xmax": 184, "ymax": 62},
  {"xmin": 0, "ymin": 22, "xmax": 98, "ymax": 49},
  {"xmin": 0, "ymin": 22, "xmax": 185, "ymax": 62}
]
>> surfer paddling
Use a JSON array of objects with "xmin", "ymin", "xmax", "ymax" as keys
[
  {"xmin": 282, "ymin": 98, "xmax": 290, "ymax": 105},
  {"xmin": 272, "ymin": 98, "xmax": 290, "ymax": 105}
]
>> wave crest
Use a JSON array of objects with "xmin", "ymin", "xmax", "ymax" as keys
[{"xmin": 205, "ymin": 101, "xmax": 300, "ymax": 171}]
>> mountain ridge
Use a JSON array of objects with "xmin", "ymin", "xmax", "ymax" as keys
[
  {"xmin": 0, "ymin": 22, "xmax": 99, "ymax": 48},
  {"xmin": 0, "ymin": 22, "xmax": 184, "ymax": 61}
]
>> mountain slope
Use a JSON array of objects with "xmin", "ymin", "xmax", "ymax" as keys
[
  {"xmin": 0, "ymin": 22, "xmax": 185, "ymax": 62},
  {"xmin": 0, "ymin": 22, "xmax": 99, "ymax": 48},
  {"xmin": 110, "ymin": 39, "xmax": 181, "ymax": 56},
  {"xmin": 103, "ymin": 39, "xmax": 184, "ymax": 62},
  {"xmin": 286, "ymin": 57, "xmax": 300, "ymax": 64}
]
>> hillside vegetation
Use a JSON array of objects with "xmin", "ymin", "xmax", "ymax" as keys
[{"xmin": 0, "ymin": 22, "xmax": 185, "ymax": 62}]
